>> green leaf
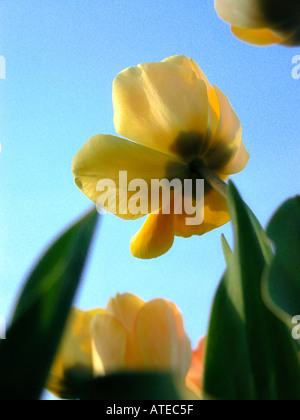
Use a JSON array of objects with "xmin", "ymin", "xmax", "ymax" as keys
[
  {"xmin": 204, "ymin": 182, "xmax": 300, "ymax": 400},
  {"xmin": 63, "ymin": 370, "xmax": 183, "ymax": 400},
  {"xmin": 245, "ymin": 206, "xmax": 273, "ymax": 264},
  {"xmin": 221, "ymin": 234, "xmax": 232, "ymax": 266},
  {"xmin": 0, "ymin": 209, "xmax": 99, "ymax": 400},
  {"xmin": 262, "ymin": 197, "xmax": 300, "ymax": 337}
]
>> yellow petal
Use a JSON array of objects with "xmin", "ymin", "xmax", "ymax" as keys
[
  {"xmin": 130, "ymin": 211, "xmax": 175, "ymax": 259},
  {"xmin": 231, "ymin": 26, "xmax": 282, "ymax": 45},
  {"xmin": 215, "ymin": 0, "xmax": 267, "ymax": 28},
  {"xmin": 206, "ymin": 86, "xmax": 249, "ymax": 174},
  {"xmin": 106, "ymin": 294, "xmax": 147, "ymax": 368},
  {"xmin": 163, "ymin": 56, "xmax": 221, "ymax": 141},
  {"xmin": 174, "ymin": 186, "xmax": 230, "ymax": 238},
  {"xmin": 72, "ymin": 134, "xmax": 186, "ymax": 219},
  {"xmin": 216, "ymin": 0, "xmax": 299, "ymax": 46},
  {"xmin": 135, "ymin": 299, "xmax": 192, "ymax": 380},
  {"xmin": 113, "ymin": 61, "xmax": 209, "ymax": 159},
  {"xmin": 168, "ymin": 301, "xmax": 194, "ymax": 381},
  {"xmin": 47, "ymin": 308, "xmax": 103, "ymax": 398},
  {"xmin": 106, "ymin": 293, "xmax": 145, "ymax": 332},
  {"xmin": 91, "ymin": 313, "xmax": 127, "ymax": 375},
  {"xmin": 220, "ymin": 141, "xmax": 250, "ymax": 175}
]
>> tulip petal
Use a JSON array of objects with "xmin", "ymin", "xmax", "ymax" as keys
[
  {"xmin": 91, "ymin": 313, "xmax": 127, "ymax": 375},
  {"xmin": 220, "ymin": 141, "xmax": 250, "ymax": 175},
  {"xmin": 106, "ymin": 294, "xmax": 147, "ymax": 369},
  {"xmin": 72, "ymin": 134, "xmax": 187, "ymax": 219},
  {"xmin": 113, "ymin": 61, "xmax": 209, "ymax": 159},
  {"xmin": 215, "ymin": 0, "xmax": 267, "ymax": 28},
  {"xmin": 168, "ymin": 302, "xmax": 194, "ymax": 381},
  {"xmin": 106, "ymin": 293, "xmax": 145, "ymax": 332},
  {"xmin": 231, "ymin": 26, "xmax": 282, "ymax": 45},
  {"xmin": 206, "ymin": 86, "xmax": 249, "ymax": 175},
  {"xmin": 130, "ymin": 212, "xmax": 175, "ymax": 259},
  {"xmin": 163, "ymin": 56, "xmax": 221, "ymax": 141},
  {"xmin": 281, "ymin": 26, "xmax": 300, "ymax": 46},
  {"xmin": 135, "ymin": 299, "xmax": 192, "ymax": 380},
  {"xmin": 186, "ymin": 338, "xmax": 206, "ymax": 398},
  {"xmin": 215, "ymin": 0, "xmax": 299, "ymax": 46},
  {"xmin": 47, "ymin": 308, "xmax": 103, "ymax": 398},
  {"xmin": 259, "ymin": 0, "xmax": 300, "ymax": 29},
  {"xmin": 174, "ymin": 186, "xmax": 230, "ymax": 238}
]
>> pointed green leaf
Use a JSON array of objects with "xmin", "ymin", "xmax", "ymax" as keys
[
  {"xmin": 221, "ymin": 234, "xmax": 232, "ymax": 266},
  {"xmin": 245, "ymin": 206, "xmax": 273, "ymax": 264},
  {"xmin": 204, "ymin": 183, "xmax": 300, "ymax": 400},
  {"xmin": 0, "ymin": 209, "xmax": 99, "ymax": 400}
]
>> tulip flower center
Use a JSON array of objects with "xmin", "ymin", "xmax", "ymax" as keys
[
  {"xmin": 171, "ymin": 131, "xmax": 205, "ymax": 162},
  {"xmin": 189, "ymin": 159, "xmax": 206, "ymax": 177},
  {"xmin": 189, "ymin": 159, "xmax": 228, "ymax": 199}
]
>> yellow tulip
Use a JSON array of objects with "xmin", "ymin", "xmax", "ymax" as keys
[
  {"xmin": 73, "ymin": 55, "xmax": 249, "ymax": 259},
  {"xmin": 215, "ymin": 0, "xmax": 300, "ymax": 46},
  {"xmin": 47, "ymin": 294, "xmax": 194, "ymax": 399}
]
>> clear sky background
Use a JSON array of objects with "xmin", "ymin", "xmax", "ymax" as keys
[{"xmin": 0, "ymin": 0, "xmax": 299, "ymax": 398}]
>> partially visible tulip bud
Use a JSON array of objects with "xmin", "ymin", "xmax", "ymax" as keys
[
  {"xmin": 47, "ymin": 294, "xmax": 196, "ymax": 399},
  {"xmin": 215, "ymin": 0, "xmax": 300, "ymax": 47}
]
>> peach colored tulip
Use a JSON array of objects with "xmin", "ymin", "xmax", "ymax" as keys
[{"xmin": 48, "ymin": 294, "xmax": 195, "ymax": 399}]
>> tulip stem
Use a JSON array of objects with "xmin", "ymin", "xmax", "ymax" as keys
[{"xmin": 190, "ymin": 160, "xmax": 228, "ymax": 199}]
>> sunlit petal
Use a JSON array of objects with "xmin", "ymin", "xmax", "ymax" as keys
[
  {"xmin": 220, "ymin": 141, "xmax": 250, "ymax": 175},
  {"xmin": 72, "ymin": 134, "xmax": 186, "ymax": 219},
  {"xmin": 174, "ymin": 187, "xmax": 230, "ymax": 238},
  {"xmin": 215, "ymin": 0, "xmax": 267, "ymax": 28},
  {"xmin": 135, "ymin": 299, "xmax": 192, "ymax": 380},
  {"xmin": 113, "ymin": 61, "xmax": 209, "ymax": 159},
  {"xmin": 163, "ymin": 56, "xmax": 221, "ymax": 140},
  {"xmin": 91, "ymin": 313, "xmax": 127, "ymax": 375},
  {"xmin": 231, "ymin": 26, "xmax": 282, "ymax": 45},
  {"xmin": 130, "ymin": 211, "xmax": 175, "ymax": 259},
  {"xmin": 168, "ymin": 301, "xmax": 194, "ymax": 380},
  {"xmin": 206, "ymin": 86, "xmax": 249, "ymax": 174},
  {"xmin": 106, "ymin": 293, "xmax": 145, "ymax": 332}
]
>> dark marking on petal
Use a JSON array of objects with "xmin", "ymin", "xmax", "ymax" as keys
[
  {"xmin": 170, "ymin": 131, "xmax": 204, "ymax": 162},
  {"xmin": 165, "ymin": 159, "xmax": 212, "ymax": 203},
  {"xmin": 261, "ymin": 0, "xmax": 300, "ymax": 31},
  {"xmin": 75, "ymin": 178, "xmax": 83, "ymax": 189},
  {"xmin": 204, "ymin": 142, "xmax": 238, "ymax": 171}
]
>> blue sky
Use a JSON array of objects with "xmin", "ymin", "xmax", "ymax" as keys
[{"xmin": 0, "ymin": 0, "xmax": 299, "ymax": 383}]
